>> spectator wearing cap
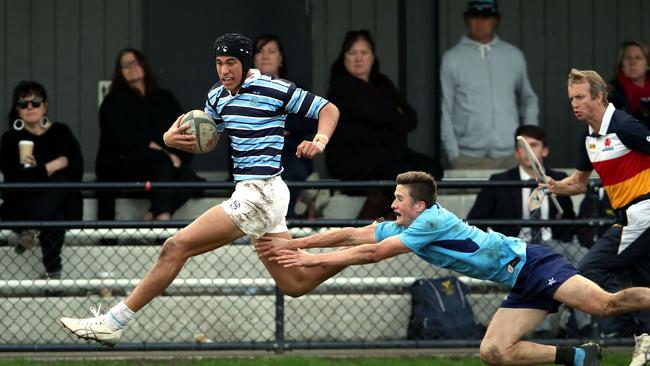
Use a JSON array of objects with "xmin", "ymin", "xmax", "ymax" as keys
[{"xmin": 440, "ymin": 0, "xmax": 539, "ymax": 169}]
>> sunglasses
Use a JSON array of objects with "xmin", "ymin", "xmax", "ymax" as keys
[{"xmin": 17, "ymin": 97, "xmax": 43, "ymax": 109}]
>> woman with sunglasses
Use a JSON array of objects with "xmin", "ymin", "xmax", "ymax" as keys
[{"xmin": 0, "ymin": 80, "xmax": 83, "ymax": 279}]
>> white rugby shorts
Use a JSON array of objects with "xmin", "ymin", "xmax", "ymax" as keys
[
  {"xmin": 619, "ymin": 199, "xmax": 650, "ymax": 254},
  {"xmin": 220, "ymin": 175, "xmax": 289, "ymax": 238}
]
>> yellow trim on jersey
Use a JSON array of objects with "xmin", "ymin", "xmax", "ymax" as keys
[{"xmin": 605, "ymin": 168, "xmax": 650, "ymax": 209}]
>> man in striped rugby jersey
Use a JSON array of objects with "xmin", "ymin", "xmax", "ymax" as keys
[
  {"xmin": 549, "ymin": 68, "xmax": 650, "ymax": 366},
  {"xmin": 61, "ymin": 33, "xmax": 341, "ymax": 346}
]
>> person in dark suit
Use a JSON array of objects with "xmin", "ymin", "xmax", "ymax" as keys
[{"xmin": 467, "ymin": 125, "xmax": 576, "ymax": 244}]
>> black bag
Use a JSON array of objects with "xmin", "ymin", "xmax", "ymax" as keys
[{"xmin": 407, "ymin": 276, "xmax": 480, "ymax": 339}]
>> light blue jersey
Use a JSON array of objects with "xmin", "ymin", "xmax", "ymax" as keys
[
  {"xmin": 375, "ymin": 203, "xmax": 527, "ymax": 287},
  {"xmin": 205, "ymin": 70, "xmax": 329, "ymax": 181}
]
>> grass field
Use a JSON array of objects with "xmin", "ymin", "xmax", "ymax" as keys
[{"xmin": 0, "ymin": 353, "xmax": 634, "ymax": 366}]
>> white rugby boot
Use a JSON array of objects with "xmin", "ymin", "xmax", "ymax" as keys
[
  {"xmin": 630, "ymin": 333, "xmax": 650, "ymax": 366},
  {"xmin": 60, "ymin": 304, "xmax": 122, "ymax": 346}
]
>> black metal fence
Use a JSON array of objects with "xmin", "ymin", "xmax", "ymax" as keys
[{"xmin": 0, "ymin": 179, "xmax": 624, "ymax": 352}]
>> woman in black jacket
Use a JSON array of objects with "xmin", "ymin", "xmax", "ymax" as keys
[
  {"xmin": 325, "ymin": 30, "xmax": 443, "ymax": 182},
  {"xmin": 0, "ymin": 81, "xmax": 83, "ymax": 278},
  {"xmin": 325, "ymin": 31, "xmax": 443, "ymax": 218},
  {"xmin": 96, "ymin": 48, "xmax": 203, "ymax": 221}
]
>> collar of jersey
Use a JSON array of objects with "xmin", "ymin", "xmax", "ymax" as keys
[
  {"xmin": 589, "ymin": 103, "xmax": 615, "ymax": 136},
  {"xmin": 241, "ymin": 69, "xmax": 262, "ymax": 89}
]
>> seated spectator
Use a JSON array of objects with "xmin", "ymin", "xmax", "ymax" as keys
[
  {"xmin": 325, "ymin": 30, "xmax": 443, "ymax": 218},
  {"xmin": 253, "ymin": 34, "xmax": 322, "ymax": 218},
  {"xmin": 608, "ymin": 40, "xmax": 650, "ymax": 123},
  {"xmin": 326, "ymin": 30, "xmax": 443, "ymax": 181},
  {"xmin": 467, "ymin": 126, "xmax": 578, "ymax": 254},
  {"xmin": 0, "ymin": 81, "xmax": 83, "ymax": 278},
  {"xmin": 96, "ymin": 48, "xmax": 203, "ymax": 222}
]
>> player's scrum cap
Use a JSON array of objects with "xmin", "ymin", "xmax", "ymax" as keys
[
  {"xmin": 213, "ymin": 33, "xmax": 253, "ymax": 79},
  {"xmin": 464, "ymin": 0, "xmax": 500, "ymax": 17}
]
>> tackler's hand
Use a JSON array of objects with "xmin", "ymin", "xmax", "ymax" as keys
[
  {"xmin": 255, "ymin": 236, "xmax": 295, "ymax": 259},
  {"xmin": 163, "ymin": 114, "xmax": 196, "ymax": 153},
  {"xmin": 296, "ymin": 134, "xmax": 329, "ymax": 159},
  {"xmin": 270, "ymin": 249, "xmax": 320, "ymax": 268}
]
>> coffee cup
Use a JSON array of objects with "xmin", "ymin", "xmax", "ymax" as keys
[{"xmin": 18, "ymin": 140, "xmax": 34, "ymax": 166}]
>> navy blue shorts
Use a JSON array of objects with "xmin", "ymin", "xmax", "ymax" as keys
[{"xmin": 501, "ymin": 244, "xmax": 578, "ymax": 313}]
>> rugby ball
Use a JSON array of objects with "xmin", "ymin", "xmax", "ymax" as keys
[{"xmin": 179, "ymin": 110, "xmax": 220, "ymax": 153}]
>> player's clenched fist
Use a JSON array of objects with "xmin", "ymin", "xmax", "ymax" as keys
[{"xmin": 296, "ymin": 133, "xmax": 329, "ymax": 159}]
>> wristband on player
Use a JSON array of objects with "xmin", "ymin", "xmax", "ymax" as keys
[{"xmin": 312, "ymin": 134, "xmax": 329, "ymax": 151}]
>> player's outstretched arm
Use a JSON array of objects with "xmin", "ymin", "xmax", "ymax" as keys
[
  {"xmin": 296, "ymin": 102, "xmax": 339, "ymax": 159},
  {"xmin": 544, "ymin": 169, "xmax": 591, "ymax": 196},
  {"xmin": 163, "ymin": 114, "xmax": 196, "ymax": 153},
  {"xmin": 256, "ymin": 225, "xmax": 376, "ymax": 259},
  {"xmin": 270, "ymin": 236, "xmax": 411, "ymax": 268}
]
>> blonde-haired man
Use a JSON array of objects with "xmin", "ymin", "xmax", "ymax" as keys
[{"xmin": 548, "ymin": 68, "xmax": 650, "ymax": 366}]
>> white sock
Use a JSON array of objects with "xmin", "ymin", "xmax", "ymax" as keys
[{"xmin": 105, "ymin": 301, "xmax": 135, "ymax": 331}]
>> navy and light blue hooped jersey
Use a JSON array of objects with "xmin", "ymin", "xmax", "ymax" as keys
[
  {"xmin": 205, "ymin": 69, "xmax": 329, "ymax": 181},
  {"xmin": 375, "ymin": 204, "xmax": 527, "ymax": 287}
]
